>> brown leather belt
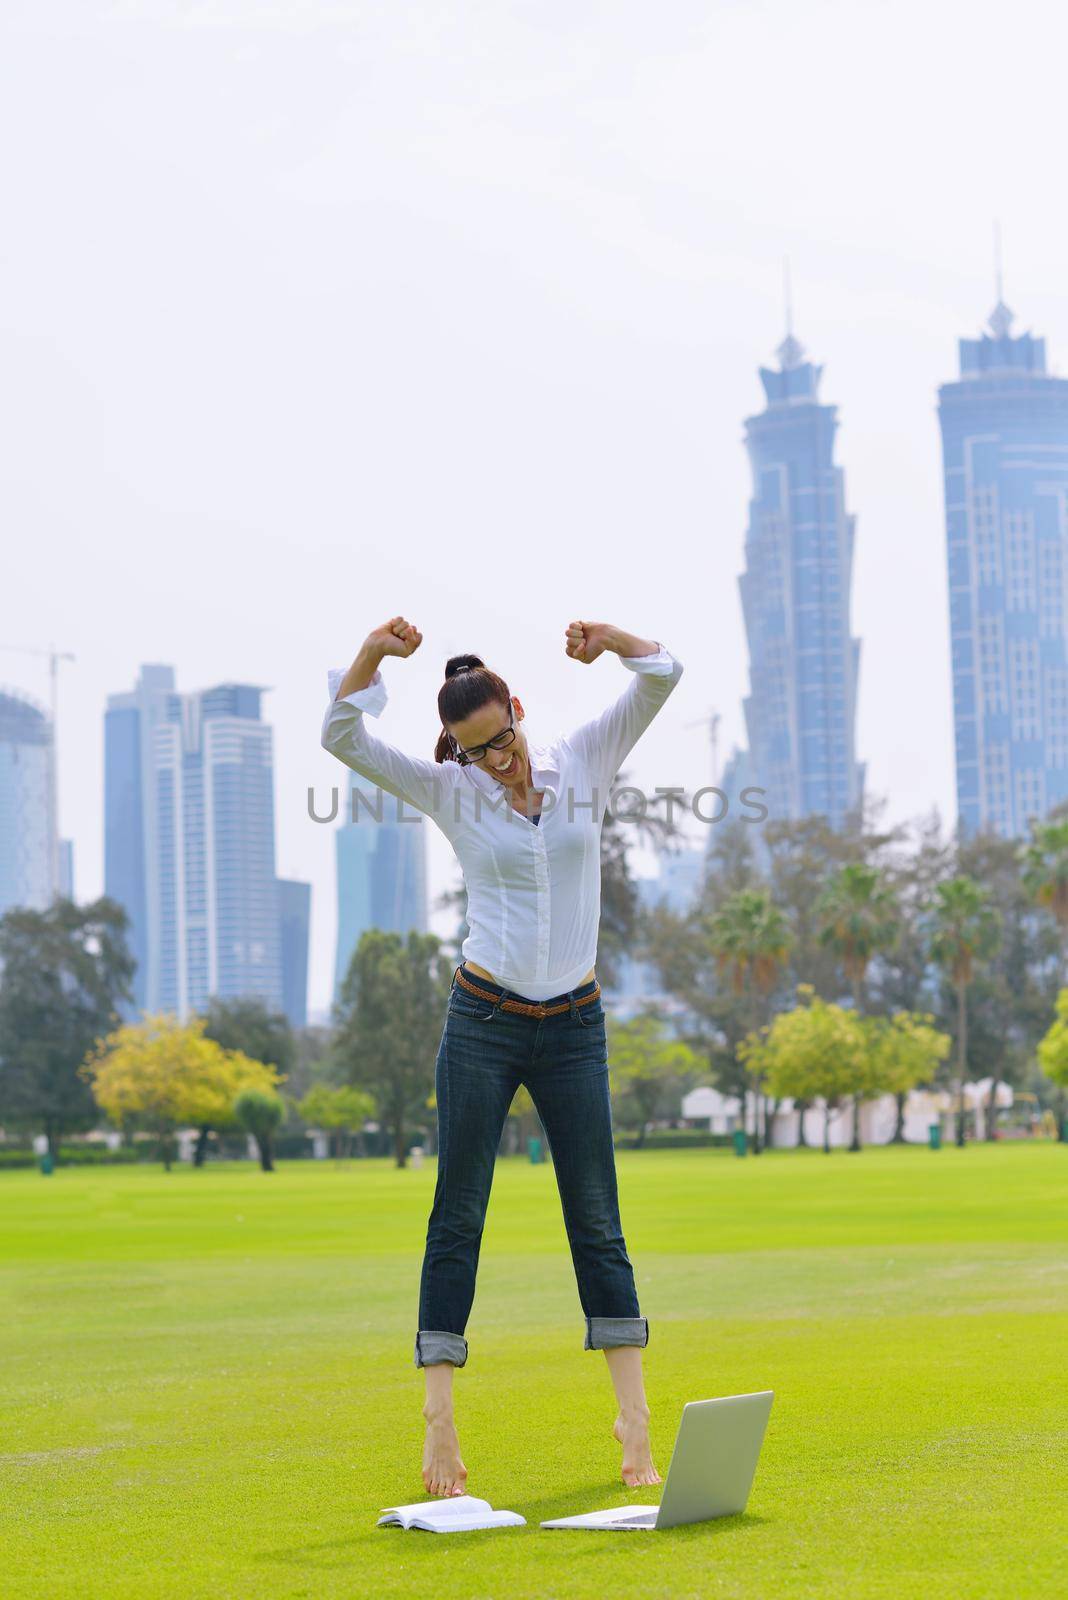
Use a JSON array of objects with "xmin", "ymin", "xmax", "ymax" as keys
[{"xmin": 453, "ymin": 964, "xmax": 601, "ymax": 1019}]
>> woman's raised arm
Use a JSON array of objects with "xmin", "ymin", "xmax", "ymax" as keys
[
  {"xmin": 561, "ymin": 622, "xmax": 684, "ymax": 788},
  {"xmin": 321, "ymin": 617, "xmax": 456, "ymax": 820}
]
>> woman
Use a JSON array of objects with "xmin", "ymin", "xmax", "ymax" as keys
[{"xmin": 320, "ymin": 615, "xmax": 684, "ymax": 1497}]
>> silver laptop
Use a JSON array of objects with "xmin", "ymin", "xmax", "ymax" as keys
[{"xmin": 540, "ymin": 1390, "xmax": 773, "ymax": 1531}]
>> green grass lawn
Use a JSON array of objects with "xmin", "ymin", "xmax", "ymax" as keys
[{"xmin": 2, "ymin": 1143, "xmax": 1066, "ymax": 1600}]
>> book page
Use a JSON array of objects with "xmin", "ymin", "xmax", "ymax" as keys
[
  {"xmin": 377, "ymin": 1495, "xmax": 492, "ymax": 1527},
  {"xmin": 409, "ymin": 1510, "xmax": 526, "ymax": 1532}
]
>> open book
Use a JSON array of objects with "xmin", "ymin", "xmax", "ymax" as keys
[{"xmin": 377, "ymin": 1494, "xmax": 525, "ymax": 1532}]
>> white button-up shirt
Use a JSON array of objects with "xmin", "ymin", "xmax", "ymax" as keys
[{"xmin": 320, "ymin": 643, "xmax": 684, "ymax": 1001}]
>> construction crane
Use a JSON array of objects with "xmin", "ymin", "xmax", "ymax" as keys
[
  {"xmin": 683, "ymin": 708, "xmax": 722, "ymax": 790},
  {"xmin": 0, "ymin": 642, "xmax": 76, "ymax": 899}
]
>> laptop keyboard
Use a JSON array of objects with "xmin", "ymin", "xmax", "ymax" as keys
[{"xmin": 617, "ymin": 1512, "xmax": 658, "ymax": 1526}]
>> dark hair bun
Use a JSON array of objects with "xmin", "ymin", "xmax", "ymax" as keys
[{"xmin": 444, "ymin": 654, "xmax": 485, "ymax": 680}]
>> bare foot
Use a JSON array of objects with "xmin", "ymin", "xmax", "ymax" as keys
[
  {"xmin": 422, "ymin": 1406, "xmax": 468, "ymax": 1497},
  {"xmin": 612, "ymin": 1407, "xmax": 661, "ymax": 1488}
]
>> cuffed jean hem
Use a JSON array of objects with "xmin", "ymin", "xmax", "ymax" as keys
[
  {"xmin": 414, "ymin": 1330, "xmax": 469, "ymax": 1368},
  {"xmin": 584, "ymin": 1315, "xmax": 649, "ymax": 1351}
]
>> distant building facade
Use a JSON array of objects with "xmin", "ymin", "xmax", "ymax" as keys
[
  {"xmin": 736, "ymin": 331, "xmax": 865, "ymax": 829},
  {"xmin": 712, "ymin": 743, "xmax": 771, "ymax": 875},
  {"xmin": 105, "ymin": 664, "xmax": 176, "ymax": 1016},
  {"xmin": 0, "ymin": 688, "xmax": 56, "ymax": 917},
  {"xmin": 938, "ymin": 298, "xmax": 1068, "ymax": 837},
  {"xmin": 107, "ymin": 666, "xmax": 299, "ymax": 1025},
  {"xmin": 154, "ymin": 681, "xmax": 283, "ymax": 1020},
  {"xmin": 277, "ymin": 876, "xmax": 312, "ymax": 1030},
  {"xmin": 333, "ymin": 775, "xmax": 428, "ymax": 1004},
  {"xmin": 57, "ymin": 839, "xmax": 74, "ymax": 900}
]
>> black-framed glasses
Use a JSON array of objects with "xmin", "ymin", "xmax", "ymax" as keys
[{"xmin": 454, "ymin": 707, "xmax": 517, "ymax": 765}]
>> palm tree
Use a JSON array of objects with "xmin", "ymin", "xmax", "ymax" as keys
[
  {"xmin": 708, "ymin": 888, "xmax": 793, "ymax": 1153},
  {"xmin": 1020, "ymin": 816, "xmax": 1068, "ymax": 1141},
  {"xmin": 926, "ymin": 877, "xmax": 1001, "ymax": 1148},
  {"xmin": 1020, "ymin": 818, "xmax": 1068, "ymax": 978},
  {"xmin": 816, "ymin": 863, "xmax": 900, "ymax": 1151}
]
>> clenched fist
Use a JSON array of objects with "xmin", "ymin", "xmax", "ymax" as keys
[
  {"xmin": 564, "ymin": 620, "xmax": 616, "ymax": 665},
  {"xmin": 368, "ymin": 616, "xmax": 423, "ymax": 661}
]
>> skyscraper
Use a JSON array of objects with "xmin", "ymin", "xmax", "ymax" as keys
[
  {"xmin": 105, "ymin": 664, "xmax": 176, "ymax": 1016},
  {"xmin": 333, "ymin": 774, "xmax": 428, "ymax": 1004},
  {"xmin": 938, "ymin": 294, "xmax": 1068, "ymax": 837},
  {"xmin": 57, "ymin": 839, "xmax": 74, "ymax": 900},
  {"xmin": 737, "ymin": 328, "xmax": 865, "ymax": 828},
  {"xmin": 277, "ymin": 876, "xmax": 312, "ymax": 1030},
  {"xmin": 0, "ymin": 688, "xmax": 55, "ymax": 917},
  {"xmin": 153, "ymin": 681, "xmax": 283, "ymax": 1020}
]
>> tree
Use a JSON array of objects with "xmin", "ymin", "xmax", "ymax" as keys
[
  {"xmin": 925, "ymin": 877, "xmax": 1001, "ymax": 1148},
  {"xmin": 285, "ymin": 1023, "xmax": 338, "ymax": 1104},
  {"xmin": 333, "ymin": 929, "xmax": 453, "ymax": 1168},
  {"xmin": 298, "ymin": 1084, "xmax": 375, "ymax": 1157},
  {"xmin": 606, "ymin": 1009, "xmax": 703, "ymax": 1147},
  {"xmin": 865, "ymin": 1011, "xmax": 951, "ymax": 1132},
  {"xmin": 233, "ymin": 1088, "xmax": 285, "ymax": 1172},
  {"xmin": 596, "ymin": 770, "xmax": 689, "ymax": 993},
  {"xmin": 816, "ymin": 863, "xmax": 900, "ymax": 1150},
  {"xmin": 707, "ymin": 888, "xmax": 793, "ymax": 1152},
  {"xmin": 196, "ymin": 996, "xmax": 296, "ymax": 1166},
  {"xmin": 958, "ymin": 830, "xmax": 1060, "ymax": 1140},
  {"xmin": 739, "ymin": 987, "xmax": 868, "ymax": 1153},
  {"xmin": 872, "ymin": 810, "xmax": 956, "ymax": 1139},
  {"xmin": 0, "ymin": 897, "xmax": 135, "ymax": 1158},
  {"xmin": 634, "ymin": 824, "xmax": 768, "ymax": 1130},
  {"xmin": 766, "ymin": 814, "xmax": 889, "ymax": 996},
  {"xmin": 1020, "ymin": 814, "xmax": 1068, "ymax": 1141},
  {"xmin": 1037, "ymin": 989, "xmax": 1068, "ymax": 1114},
  {"xmin": 83, "ymin": 1013, "xmax": 280, "ymax": 1169},
  {"xmin": 1020, "ymin": 816, "xmax": 1068, "ymax": 979}
]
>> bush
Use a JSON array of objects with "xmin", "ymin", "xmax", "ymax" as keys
[
  {"xmin": 0, "ymin": 1145, "xmax": 144, "ymax": 1169},
  {"xmin": 619, "ymin": 1130, "xmax": 734, "ymax": 1150},
  {"xmin": 269, "ymin": 1133, "xmax": 318, "ymax": 1160}
]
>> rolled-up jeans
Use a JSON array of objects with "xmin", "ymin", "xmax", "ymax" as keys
[{"xmin": 414, "ymin": 964, "xmax": 649, "ymax": 1368}]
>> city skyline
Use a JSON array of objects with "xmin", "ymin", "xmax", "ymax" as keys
[
  {"xmin": 6, "ymin": 1, "xmax": 1067, "ymax": 1018},
  {"xmin": 9, "ymin": 283, "xmax": 1068, "ymax": 1015}
]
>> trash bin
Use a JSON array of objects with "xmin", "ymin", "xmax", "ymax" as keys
[
  {"xmin": 928, "ymin": 1122, "xmax": 942, "ymax": 1151},
  {"xmin": 528, "ymin": 1136, "xmax": 543, "ymax": 1164},
  {"xmin": 732, "ymin": 1129, "xmax": 748, "ymax": 1158},
  {"xmin": 39, "ymin": 1152, "xmax": 54, "ymax": 1176}
]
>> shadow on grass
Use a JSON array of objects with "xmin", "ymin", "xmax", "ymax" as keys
[
  {"xmin": 534, "ymin": 1510, "xmax": 772, "ymax": 1544},
  {"xmin": 256, "ymin": 1506, "xmax": 771, "ymax": 1564}
]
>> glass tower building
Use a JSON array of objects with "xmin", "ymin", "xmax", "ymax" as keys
[
  {"xmin": 0, "ymin": 688, "xmax": 55, "ymax": 917},
  {"xmin": 937, "ymin": 298, "xmax": 1068, "ymax": 837},
  {"xmin": 737, "ymin": 332, "xmax": 865, "ymax": 827},
  {"xmin": 277, "ymin": 876, "xmax": 311, "ymax": 1030},
  {"xmin": 105, "ymin": 664, "xmax": 176, "ymax": 1017},
  {"xmin": 333, "ymin": 774, "xmax": 428, "ymax": 1004},
  {"xmin": 154, "ymin": 682, "xmax": 283, "ymax": 1019}
]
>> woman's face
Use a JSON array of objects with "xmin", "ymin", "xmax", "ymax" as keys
[{"xmin": 449, "ymin": 696, "xmax": 528, "ymax": 787}]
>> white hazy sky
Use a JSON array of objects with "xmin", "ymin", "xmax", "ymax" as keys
[{"xmin": 3, "ymin": 0, "xmax": 1067, "ymax": 1014}]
